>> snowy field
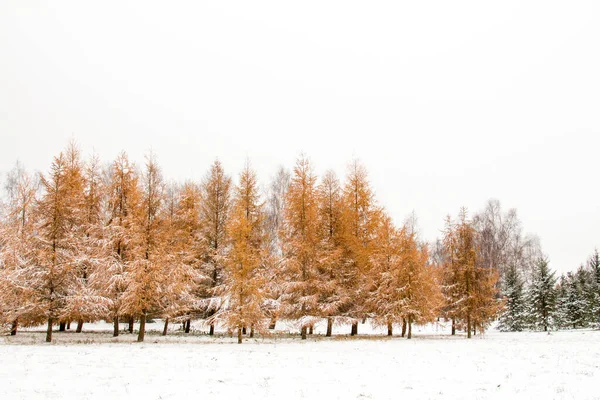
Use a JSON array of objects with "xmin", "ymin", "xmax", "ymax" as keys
[{"xmin": 1, "ymin": 320, "xmax": 599, "ymax": 400}]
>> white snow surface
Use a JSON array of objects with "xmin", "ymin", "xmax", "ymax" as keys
[{"xmin": 1, "ymin": 320, "xmax": 598, "ymax": 400}]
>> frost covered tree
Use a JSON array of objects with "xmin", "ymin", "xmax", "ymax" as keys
[
  {"xmin": 366, "ymin": 214, "xmax": 402, "ymax": 336},
  {"xmin": 159, "ymin": 182, "xmax": 202, "ymax": 336},
  {"xmin": 0, "ymin": 161, "xmax": 38, "ymax": 335},
  {"xmin": 442, "ymin": 209, "xmax": 499, "ymax": 338},
  {"xmin": 526, "ymin": 257, "xmax": 557, "ymax": 331},
  {"xmin": 198, "ymin": 160, "xmax": 232, "ymax": 335},
  {"xmin": 279, "ymin": 155, "xmax": 321, "ymax": 339},
  {"xmin": 62, "ymin": 153, "xmax": 112, "ymax": 333},
  {"xmin": 558, "ymin": 271, "xmax": 587, "ymax": 329},
  {"xmin": 472, "ymin": 199, "xmax": 541, "ymax": 285},
  {"xmin": 497, "ymin": 264, "xmax": 527, "ymax": 331},
  {"xmin": 315, "ymin": 170, "xmax": 344, "ymax": 337},
  {"xmin": 103, "ymin": 152, "xmax": 141, "ymax": 336},
  {"xmin": 585, "ymin": 250, "xmax": 600, "ymax": 327},
  {"xmin": 263, "ymin": 166, "xmax": 290, "ymax": 329},
  {"xmin": 368, "ymin": 215, "xmax": 442, "ymax": 338},
  {"xmin": 121, "ymin": 152, "xmax": 166, "ymax": 342},
  {"xmin": 27, "ymin": 143, "xmax": 85, "ymax": 342},
  {"xmin": 210, "ymin": 163, "xmax": 267, "ymax": 343},
  {"xmin": 340, "ymin": 160, "xmax": 380, "ymax": 335}
]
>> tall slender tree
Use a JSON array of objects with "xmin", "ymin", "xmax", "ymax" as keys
[
  {"xmin": 210, "ymin": 162, "xmax": 267, "ymax": 343},
  {"xmin": 340, "ymin": 160, "xmax": 380, "ymax": 335},
  {"xmin": 279, "ymin": 155, "xmax": 320, "ymax": 339},
  {"xmin": 199, "ymin": 160, "xmax": 232, "ymax": 335},
  {"xmin": 103, "ymin": 152, "xmax": 141, "ymax": 337},
  {"xmin": 122, "ymin": 152, "xmax": 165, "ymax": 342},
  {"xmin": 0, "ymin": 161, "xmax": 38, "ymax": 335}
]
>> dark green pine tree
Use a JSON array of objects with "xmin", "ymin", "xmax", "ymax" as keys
[
  {"xmin": 497, "ymin": 264, "xmax": 527, "ymax": 331},
  {"xmin": 586, "ymin": 250, "xmax": 600, "ymax": 327},
  {"xmin": 561, "ymin": 271, "xmax": 587, "ymax": 329},
  {"xmin": 555, "ymin": 275, "xmax": 569, "ymax": 329},
  {"xmin": 526, "ymin": 257, "xmax": 558, "ymax": 331}
]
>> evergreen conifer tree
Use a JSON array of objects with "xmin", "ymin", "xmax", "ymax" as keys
[
  {"xmin": 526, "ymin": 257, "xmax": 557, "ymax": 331},
  {"xmin": 497, "ymin": 264, "xmax": 527, "ymax": 331}
]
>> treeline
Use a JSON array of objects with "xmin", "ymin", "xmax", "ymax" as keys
[
  {"xmin": 498, "ymin": 252, "xmax": 600, "ymax": 332},
  {"xmin": 0, "ymin": 142, "xmax": 597, "ymax": 343}
]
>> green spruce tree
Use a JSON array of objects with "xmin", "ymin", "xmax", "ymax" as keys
[
  {"xmin": 526, "ymin": 257, "xmax": 557, "ymax": 331},
  {"xmin": 497, "ymin": 264, "xmax": 527, "ymax": 331}
]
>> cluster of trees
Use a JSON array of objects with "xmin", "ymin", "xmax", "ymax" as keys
[
  {"xmin": 0, "ymin": 142, "xmax": 595, "ymax": 343},
  {"xmin": 498, "ymin": 251, "xmax": 600, "ymax": 332}
]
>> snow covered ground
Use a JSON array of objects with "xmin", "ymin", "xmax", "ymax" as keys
[{"xmin": 1, "ymin": 320, "xmax": 598, "ymax": 400}]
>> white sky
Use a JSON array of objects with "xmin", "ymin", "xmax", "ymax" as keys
[{"xmin": 1, "ymin": 1, "xmax": 599, "ymax": 274}]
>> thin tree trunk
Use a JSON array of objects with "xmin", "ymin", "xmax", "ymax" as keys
[
  {"xmin": 209, "ymin": 324, "xmax": 215, "ymax": 336},
  {"xmin": 401, "ymin": 318, "xmax": 407, "ymax": 337},
  {"xmin": 59, "ymin": 322, "xmax": 66, "ymax": 331},
  {"xmin": 467, "ymin": 314, "xmax": 472, "ymax": 339},
  {"xmin": 113, "ymin": 316, "xmax": 119, "ymax": 337},
  {"xmin": 128, "ymin": 317, "xmax": 134, "ymax": 333},
  {"xmin": 162, "ymin": 318, "xmax": 169, "ymax": 336},
  {"xmin": 407, "ymin": 315, "xmax": 413, "ymax": 339},
  {"xmin": 46, "ymin": 317, "xmax": 53, "ymax": 343},
  {"xmin": 362, "ymin": 317, "xmax": 367, "ymax": 324},
  {"xmin": 242, "ymin": 326, "xmax": 247, "ymax": 335},
  {"xmin": 451, "ymin": 318, "xmax": 456, "ymax": 336},
  {"xmin": 250, "ymin": 325, "xmax": 254, "ymax": 338},
  {"xmin": 137, "ymin": 312, "xmax": 146, "ymax": 342},
  {"xmin": 185, "ymin": 319, "xmax": 191, "ymax": 333},
  {"xmin": 301, "ymin": 326, "xmax": 307, "ymax": 340},
  {"xmin": 326, "ymin": 317, "xmax": 333, "ymax": 337},
  {"xmin": 10, "ymin": 319, "xmax": 18, "ymax": 336},
  {"xmin": 387, "ymin": 319, "xmax": 393, "ymax": 336},
  {"xmin": 76, "ymin": 319, "xmax": 83, "ymax": 333},
  {"xmin": 238, "ymin": 327, "xmax": 243, "ymax": 344},
  {"xmin": 351, "ymin": 322, "xmax": 358, "ymax": 336},
  {"xmin": 269, "ymin": 317, "xmax": 277, "ymax": 330},
  {"xmin": 308, "ymin": 325, "xmax": 313, "ymax": 335},
  {"xmin": 67, "ymin": 321, "xmax": 71, "ymax": 330}
]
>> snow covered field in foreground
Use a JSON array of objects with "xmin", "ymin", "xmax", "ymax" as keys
[{"xmin": 1, "ymin": 322, "xmax": 598, "ymax": 400}]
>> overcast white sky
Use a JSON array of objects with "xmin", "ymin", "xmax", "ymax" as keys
[{"xmin": 1, "ymin": 1, "xmax": 599, "ymax": 274}]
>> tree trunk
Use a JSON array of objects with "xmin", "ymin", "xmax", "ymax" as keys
[
  {"xmin": 46, "ymin": 317, "xmax": 53, "ymax": 343},
  {"xmin": 59, "ymin": 322, "xmax": 66, "ymax": 332},
  {"xmin": 10, "ymin": 319, "xmax": 18, "ymax": 336},
  {"xmin": 185, "ymin": 319, "xmax": 191, "ymax": 333},
  {"xmin": 250, "ymin": 325, "xmax": 254, "ymax": 338},
  {"xmin": 401, "ymin": 318, "xmax": 407, "ymax": 337},
  {"xmin": 128, "ymin": 317, "xmax": 134, "ymax": 333},
  {"xmin": 209, "ymin": 324, "xmax": 215, "ymax": 336},
  {"xmin": 269, "ymin": 317, "xmax": 277, "ymax": 330},
  {"xmin": 301, "ymin": 326, "xmax": 307, "ymax": 340},
  {"xmin": 387, "ymin": 319, "xmax": 393, "ymax": 336},
  {"xmin": 351, "ymin": 322, "xmax": 358, "ymax": 336},
  {"xmin": 113, "ymin": 316, "xmax": 119, "ymax": 337},
  {"xmin": 451, "ymin": 318, "xmax": 456, "ymax": 336},
  {"xmin": 238, "ymin": 327, "xmax": 243, "ymax": 344},
  {"xmin": 67, "ymin": 321, "xmax": 71, "ymax": 330},
  {"xmin": 242, "ymin": 326, "xmax": 247, "ymax": 335},
  {"xmin": 362, "ymin": 317, "xmax": 367, "ymax": 324},
  {"xmin": 162, "ymin": 318, "xmax": 169, "ymax": 336},
  {"xmin": 467, "ymin": 314, "xmax": 472, "ymax": 339},
  {"xmin": 407, "ymin": 315, "xmax": 413, "ymax": 339},
  {"xmin": 137, "ymin": 312, "xmax": 146, "ymax": 342},
  {"xmin": 308, "ymin": 325, "xmax": 313, "ymax": 335},
  {"xmin": 76, "ymin": 319, "xmax": 83, "ymax": 333},
  {"xmin": 326, "ymin": 317, "xmax": 333, "ymax": 337}
]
